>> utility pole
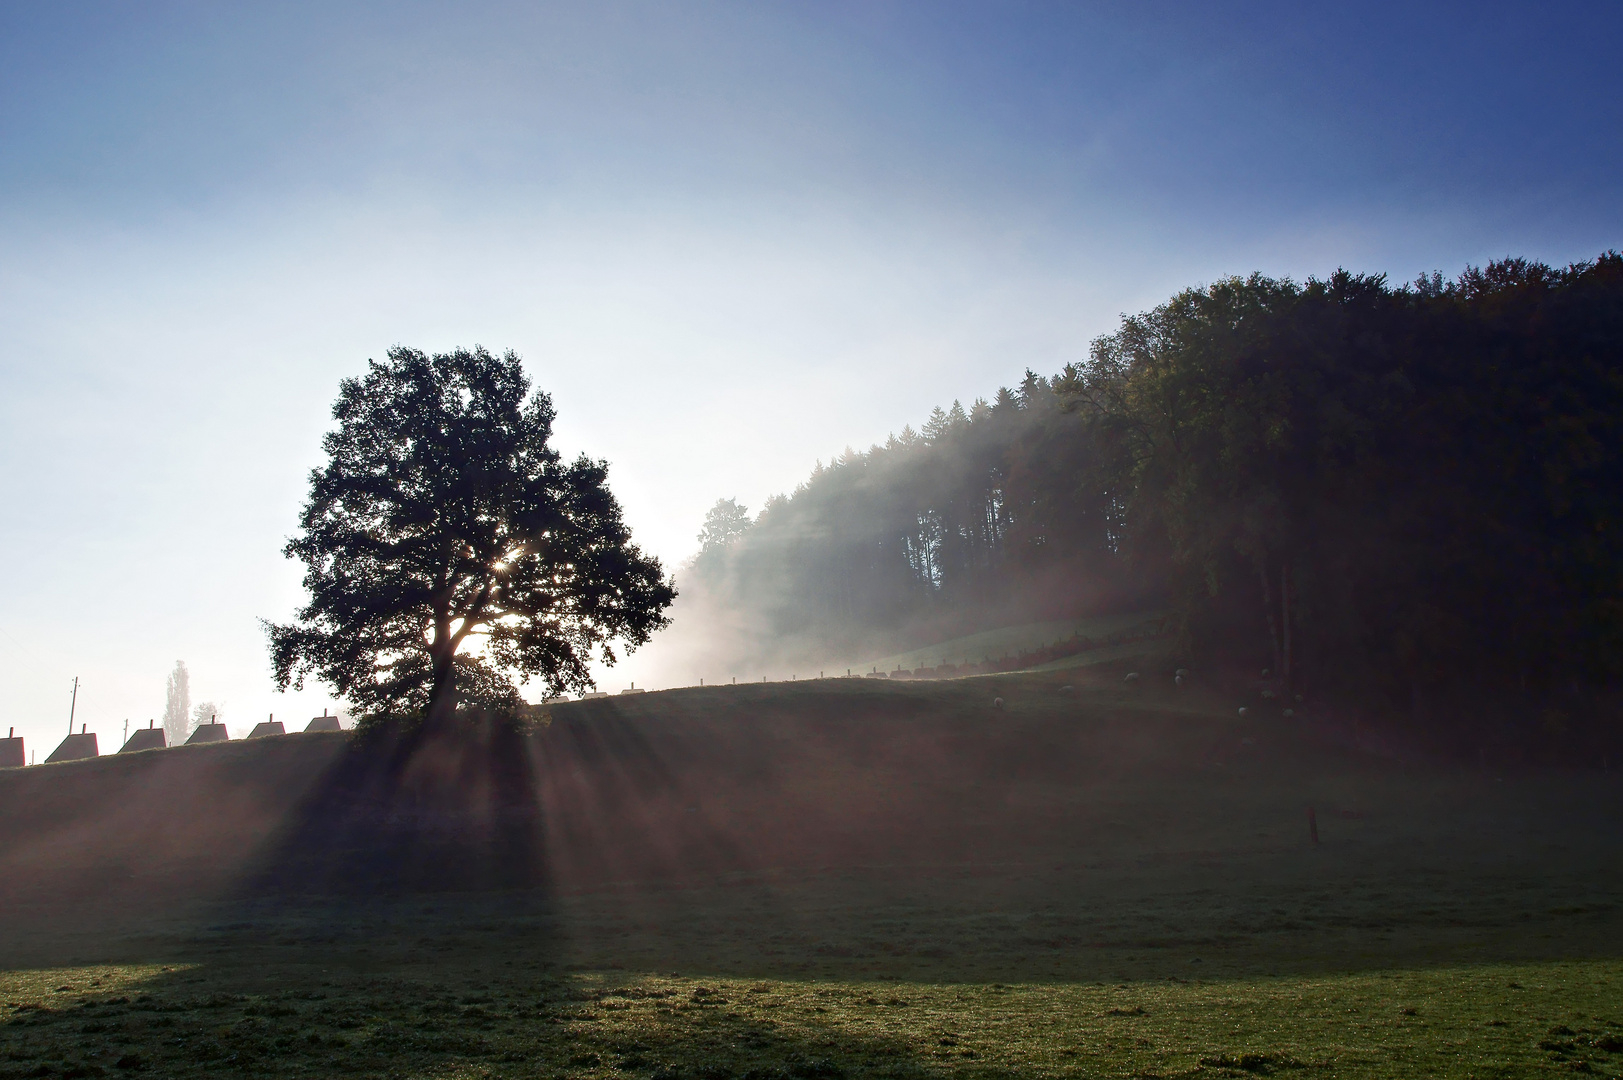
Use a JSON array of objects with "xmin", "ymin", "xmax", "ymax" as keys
[{"xmin": 68, "ymin": 676, "xmax": 79, "ymax": 736}]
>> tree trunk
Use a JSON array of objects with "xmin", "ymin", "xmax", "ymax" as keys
[
  {"xmin": 427, "ymin": 613, "xmax": 458, "ymax": 726},
  {"xmin": 428, "ymin": 654, "xmax": 457, "ymax": 725}
]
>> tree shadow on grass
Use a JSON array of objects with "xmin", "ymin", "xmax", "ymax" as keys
[
  {"xmin": 240, "ymin": 714, "xmax": 550, "ymax": 896},
  {"xmin": 236, "ymin": 706, "xmax": 755, "ymax": 900},
  {"xmin": 0, "ymin": 959, "xmax": 983, "ymax": 1080}
]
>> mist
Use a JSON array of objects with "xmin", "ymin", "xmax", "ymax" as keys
[
  {"xmin": 5, "ymin": 3, "xmax": 1622, "ymax": 745},
  {"xmin": 603, "ymin": 374, "xmax": 1148, "ymax": 694}
]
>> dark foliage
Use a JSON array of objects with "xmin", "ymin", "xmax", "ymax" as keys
[
  {"xmin": 265, "ymin": 345, "xmax": 674, "ymax": 724},
  {"xmin": 1066, "ymin": 254, "xmax": 1623, "ymax": 713},
  {"xmin": 696, "ymin": 254, "xmax": 1623, "ymax": 727}
]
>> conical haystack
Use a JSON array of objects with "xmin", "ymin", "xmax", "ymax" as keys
[
  {"xmin": 120, "ymin": 726, "xmax": 167, "ymax": 753},
  {"xmin": 45, "ymin": 732, "xmax": 98, "ymax": 763},
  {"xmin": 186, "ymin": 723, "xmax": 229, "ymax": 745}
]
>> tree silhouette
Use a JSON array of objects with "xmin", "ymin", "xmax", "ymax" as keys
[
  {"xmin": 697, "ymin": 498, "xmax": 751, "ymax": 554},
  {"xmin": 265, "ymin": 346, "xmax": 674, "ymax": 725}
]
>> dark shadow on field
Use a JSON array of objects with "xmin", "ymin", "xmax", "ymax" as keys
[
  {"xmin": 0, "ymin": 951, "xmax": 975, "ymax": 1080},
  {"xmin": 0, "ymin": 732, "xmax": 353, "ymax": 970},
  {"xmin": 5, "ymin": 671, "xmax": 1623, "ymax": 988},
  {"xmin": 239, "ymin": 703, "xmax": 756, "ymax": 896},
  {"xmin": 242, "ymin": 714, "xmax": 551, "ymax": 895}
]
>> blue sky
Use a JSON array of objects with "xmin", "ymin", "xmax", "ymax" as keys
[{"xmin": 1, "ymin": 1, "xmax": 1619, "ymax": 748}]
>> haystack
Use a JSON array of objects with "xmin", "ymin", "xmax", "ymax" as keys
[
  {"xmin": 0, "ymin": 729, "xmax": 22, "ymax": 769},
  {"xmin": 120, "ymin": 723, "xmax": 167, "ymax": 753},
  {"xmin": 186, "ymin": 722, "xmax": 229, "ymax": 745},
  {"xmin": 248, "ymin": 720, "xmax": 286, "ymax": 738},
  {"xmin": 304, "ymin": 715, "xmax": 341, "ymax": 732},
  {"xmin": 45, "ymin": 732, "xmax": 98, "ymax": 763}
]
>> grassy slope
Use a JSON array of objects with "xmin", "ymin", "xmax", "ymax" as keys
[
  {"xmin": 852, "ymin": 612, "xmax": 1165, "ymax": 674},
  {"xmin": 2, "ymin": 664, "xmax": 1621, "ymax": 1079}
]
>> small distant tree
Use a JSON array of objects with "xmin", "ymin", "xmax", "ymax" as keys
[
  {"xmin": 690, "ymin": 498, "xmax": 751, "ymax": 583},
  {"xmin": 264, "ymin": 345, "xmax": 675, "ymax": 726},
  {"xmin": 698, "ymin": 498, "xmax": 751, "ymax": 554},
  {"xmin": 191, "ymin": 701, "xmax": 221, "ymax": 731},
  {"xmin": 163, "ymin": 661, "xmax": 190, "ymax": 745}
]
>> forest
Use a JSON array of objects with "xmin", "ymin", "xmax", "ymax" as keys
[{"xmin": 684, "ymin": 254, "xmax": 1623, "ymax": 738}]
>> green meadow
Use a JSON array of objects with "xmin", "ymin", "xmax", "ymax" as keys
[{"xmin": 3, "ymin": 665, "xmax": 1620, "ymax": 1078}]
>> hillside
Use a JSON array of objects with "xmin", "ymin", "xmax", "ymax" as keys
[
  {"xmin": 3, "ymin": 666, "xmax": 1621, "ymax": 1077},
  {"xmin": 4, "ymin": 663, "xmax": 1618, "ymax": 967},
  {"xmin": 850, "ymin": 611, "xmax": 1165, "ymax": 675}
]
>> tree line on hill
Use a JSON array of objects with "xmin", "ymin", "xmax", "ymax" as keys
[
  {"xmin": 261, "ymin": 258, "xmax": 1622, "ymax": 745},
  {"xmin": 686, "ymin": 254, "xmax": 1623, "ymax": 739}
]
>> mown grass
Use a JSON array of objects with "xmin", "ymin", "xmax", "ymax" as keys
[
  {"xmin": 3, "ymin": 667, "xmax": 1620, "ymax": 1078},
  {"xmin": 855, "ymin": 612, "xmax": 1164, "ymax": 674},
  {"xmin": 4, "ymin": 959, "xmax": 1621, "ymax": 1079}
]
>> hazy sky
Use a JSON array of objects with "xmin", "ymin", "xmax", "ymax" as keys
[{"xmin": 2, "ymin": 1, "xmax": 1619, "ymax": 750}]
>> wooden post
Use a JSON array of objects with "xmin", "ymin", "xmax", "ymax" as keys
[{"xmin": 1307, "ymin": 806, "xmax": 1319, "ymax": 845}]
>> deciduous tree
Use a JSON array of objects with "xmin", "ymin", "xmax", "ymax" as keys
[{"xmin": 265, "ymin": 346, "xmax": 674, "ymax": 725}]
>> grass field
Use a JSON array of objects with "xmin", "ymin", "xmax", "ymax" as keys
[
  {"xmin": 854, "ymin": 612, "xmax": 1165, "ymax": 674},
  {"xmin": 3, "ymin": 661, "xmax": 1620, "ymax": 1079}
]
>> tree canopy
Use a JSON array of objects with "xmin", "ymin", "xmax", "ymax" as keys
[
  {"xmin": 682, "ymin": 254, "xmax": 1623, "ymax": 733},
  {"xmin": 1064, "ymin": 256, "xmax": 1623, "ymax": 708},
  {"xmin": 266, "ymin": 346, "xmax": 674, "ymax": 723},
  {"xmin": 697, "ymin": 498, "xmax": 752, "ymax": 555}
]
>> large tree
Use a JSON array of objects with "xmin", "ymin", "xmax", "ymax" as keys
[{"xmin": 266, "ymin": 346, "xmax": 675, "ymax": 724}]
